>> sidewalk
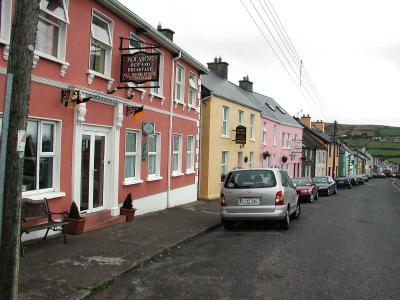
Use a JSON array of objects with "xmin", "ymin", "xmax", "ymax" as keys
[{"xmin": 19, "ymin": 200, "xmax": 220, "ymax": 300}]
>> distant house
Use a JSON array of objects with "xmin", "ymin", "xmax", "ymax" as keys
[
  {"xmin": 301, "ymin": 129, "xmax": 326, "ymax": 177},
  {"xmin": 339, "ymin": 143, "xmax": 355, "ymax": 176}
]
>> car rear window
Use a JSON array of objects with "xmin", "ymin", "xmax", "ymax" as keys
[
  {"xmin": 224, "ymin": 170, "xmax": 277, "ymax": 189},
  {"xmin": 292, "ymin": 178, "xmax": 311, "ymax": 186}
]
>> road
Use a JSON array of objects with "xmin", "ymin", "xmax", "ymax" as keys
[{"xmin": 95, "ymin": 178, "xmax": 400, "ymax": 300}]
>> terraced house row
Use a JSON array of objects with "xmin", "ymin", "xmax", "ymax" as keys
[{"xmin": 0, "ymin": 0, "xmax": 376, "ymax": 238}]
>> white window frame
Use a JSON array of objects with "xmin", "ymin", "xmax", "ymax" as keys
[
  {"xmin": 22, "ymin": 118, "xmax": 62, "ymax": 198},
  {"xmin": 88, "ymin": 9, "xmax": 113, "ymax": 80},
  {"xmin": 186, "ymin": 135, "xmax": 195, "ymax": 173},
  {"xmin": 221, "ymin": 106, "xmax": 230, "ymax": 137},
  {"xmin": 147, "ymin": 132, "xmax": 162, "ymax": 181},
  {"xmin": 250, "ymin": 113, "xmax": 255, "ymax": 141},
  {"xmin": 175, "ymin": 64, "xmax": 185, "ymax": 104},
  {"xmin": 238, "ymin": 110, "xmax": 244, "ymax": 125},
  {"xmin": 172, "ymin": 134, "xmax": 183, "ymax": 176},
  {"xmin": 0, "ymin": 0, "xmax": 12, "ymax": 44},
  {"xmin": 249, "ymin": 151, "xmax": 255, "ymax": 168},
  {"xmin": 188, "ymin": 73, "xmax": 197, "ymax": 108},
  {"xmin": 34, "ymin": 0, "xmax": 69, "ymax": 63},
  {"xmin": 124, "ymin": 129, "xmax": 142, "ymax": 184},
  {"xmin": 287, "ymin": 133, "xmax": 291, "ymax": 149},
  {"xmin": 221, "ymin": 151, "xmax": 228, "ymax": 182},
  {"xmin": 263, "ymin": 121, "xmax": 268, "ymax": 145},
  {"xmin": 151, "ymin": 49, "xmax": 164, "ymax": 98},
  {"xmin": 273, "ymin": 125, "xmax": 277, "ymax": 146},
  {"xmin": 282, "ymin": 132, "xmax": 286, "ymax": 148}
]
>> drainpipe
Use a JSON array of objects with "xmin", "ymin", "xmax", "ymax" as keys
[{"xmin": 167, "ymin": 51, "xmax": 182, "ymax": 209}]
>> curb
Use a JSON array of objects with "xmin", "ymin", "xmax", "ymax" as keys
[{"xmin": 82, "ymin": 222, "xmax": 221, "ymax": 299}]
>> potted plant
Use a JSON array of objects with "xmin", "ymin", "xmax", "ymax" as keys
[
  {"xmin": 120, "ymin": 193, "xmax": 137, "ymax": 222},
  {"xmin": 282, "ymin": 155, "xmax": 288, "ymax": 163},
  {"xmin": 64, "ymin": 202, "xmax": 86, "ymax": 235},
  {"xmin": 262, "ymin": 151, "xmax": 271, "ymax": 160}
]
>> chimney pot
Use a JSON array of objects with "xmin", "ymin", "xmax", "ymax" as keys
[
  {"xmin": 157, "ymin": 25, "xmax": 175, "ymax": 41},
  {"xmin": 207, "ymin": 56, "xmax": 229, "ymax": 79},
  {"xmin": 239, "ymin": 75, "xmax": 253, "ymax": 93}
]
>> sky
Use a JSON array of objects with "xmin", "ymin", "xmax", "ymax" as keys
[{"xmin": 119, "ymin": 0, "xmax": 400, "ymax": 127}]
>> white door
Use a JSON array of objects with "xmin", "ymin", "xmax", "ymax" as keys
[{"xmin": 80, "ymin": 129, "xmax": 108, "ymax": 213}]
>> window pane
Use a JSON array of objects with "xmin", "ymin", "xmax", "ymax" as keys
[
  {"xmin": 39, "ymin": 157, "xmax": 53, "ymax": 189},
  {"xmin": 173, "ymin": 153, "xmax": 179, "ymax": 171},
  {"xmin": 36, "ymin": 14, "xmax": 59, "ymax": 57},
  {"xmin": 148, "ymin": 134, "xmax": 157, "ymax": 152},
  {"xmin": 23, "ymin": 121, "xmax": 38, "ymax": 192},
  {"xmin": 90, "ymin": 39, "xmax": 106, "ymax": 74},
  {"xmin": 125, "ymin": 156, "xmax": 136, "ymax": 178},
  {"xmin": 92, "ymin": 15, "xmax": 111, "ymax": 45},
  {"xmin": 148, "ymin": 155, "xmax": 156, "ymax": 175},
  {"xmin": 186, "ymin": 153, "xmax": 192, "ymax": 170},
  {"xmin": 42, "ymin": 123, "xmax": 54, "ymax": 152},
  {"xmin": 173, "ymin": 135, "xmax": 180, "ymax": 151},
  {"xmin": 126, "ymin": 132, "xmax": 136, "ymax": 153},
  {"xmin": 40, "ymin": 0, "xmax": 67, "ymax": 22}
]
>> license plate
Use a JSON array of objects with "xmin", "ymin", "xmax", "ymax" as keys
[
  {"xmin": 238, "ymin": 198, "xmax": 260, "ymax": 206},
  {"xmin": 338, "ymin": 181, "xmax": 344, "ymax": 184}
]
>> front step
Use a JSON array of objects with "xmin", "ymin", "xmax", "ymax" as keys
[{"xmin": 82, "ymin": 210, "xmax": 125, "ymax": 233}]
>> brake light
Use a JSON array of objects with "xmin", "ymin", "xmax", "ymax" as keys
[
  {"xmin": 220, "ymin": 192, "xmax": 226, "ymax": 207},
  {"xmin": 275, "ymin": 191, "xmax": 284, "ymax": 205}
]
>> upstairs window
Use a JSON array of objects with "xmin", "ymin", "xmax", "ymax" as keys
[
  {"xmin": 151, "ymin": 50, "xmax": 164, "ymax": 96},
  {"xmin": 263, "ymin": 122, "xmax": 268, "ymax": 145},
  {"xmin": 282, "ymin": 132, "xmax": 286, "ymax": 147},
  {"xmin": 238, "ymin": 110, "xmax": 244, "ymax": 125},
  {"xmin": 273, "ymin": 125, "xmax": 277, "ymax": 146},
  {"xmin": 221, "ymin": 106, "xmax": 230, "ymax": 137},
  {"xmin": 188, "ymin": 74, "xmax": 197, "ymax": 107},
  {"xmin": 36, "ymin": 0, "xmax": 69, "ymax": 60},
  {"xmin": 0, "ymin": 0, "xmax": 12, "ymax": 44},
  {"xmin": 175, "ymin": 65, "xmax": 184, "ymax": 103},
  {"xmin": 250, "ymin": 114, "xmax": 255, "ymax": 141},
  {"xmin": 90, "ymin": 11, "xmax": 113, "ymax": 77}
]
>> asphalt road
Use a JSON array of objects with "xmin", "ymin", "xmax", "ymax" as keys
[{"xmin": 96, "ymin": 178, "xmax": 400, "ymax": 300}]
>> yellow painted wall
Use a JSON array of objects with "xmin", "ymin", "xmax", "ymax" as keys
[
  {"xmin": 327, "ymin": 144, "xmax": 340, "ymax": 177},
  {"xmin": 199, "ymin": 95, "xmax": 261, "ymax": 200}
]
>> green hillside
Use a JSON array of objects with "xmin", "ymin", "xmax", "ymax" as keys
[{"xmin": 324, "ymin": 123, "xmax": 400, "ymax": 163}]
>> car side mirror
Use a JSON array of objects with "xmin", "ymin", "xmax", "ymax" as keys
[
  {"xmin": 292, "ymin": 183, "xmax": 297, "ymax": 188},
  {"xmin": 221, "ymin": 174, "xmax": 226, "ymax": 182}
]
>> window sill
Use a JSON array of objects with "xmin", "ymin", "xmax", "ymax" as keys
[
  {"xmin": 146, "ymin": 175, "xmax": 163, "ymax": 182},
  {"xmin": 35, "ymin": 50, "xmax": 69, "ymax": 66},
  {"xmin": 174, "ymin": 100, "xmax": 186, "ymax": 106},
  {"xmin": 87, "ymin": 69, "xmax": 113, "ymax": 82},
  {"xmin": 22, "ymin": 191, "xmax": 66, "ymax": 201},
  {"xmin": 250, "ymin": 139, "xmax": 256, "ymax": 142},
  {"xmin": 172, "ymin": 172, "xmax": 184, "ymax": 177},
  {"xmin": 185, "ymin": 170, "xmax": 196, "ymax": 175},
  {"xmin": 221, "ymin": 135, "xmax": 230, "ymax": 139},
  {"xmin": 123, "ymin": 178, "xmax": 143, "ymax": 186},
  {"xmin": 149, "ymin": 92, "xmax": 165, "ymax": 100}
]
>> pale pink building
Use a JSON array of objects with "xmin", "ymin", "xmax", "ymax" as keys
[{"xmin": 252, "ymin": 93, "xmax": 303, "ymax": 178}]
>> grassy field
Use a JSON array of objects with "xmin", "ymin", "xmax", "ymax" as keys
[{"xmin": 378, "ymin": 127, "xmax": 400, "ymax": 137}]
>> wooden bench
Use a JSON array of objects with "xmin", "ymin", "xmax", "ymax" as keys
[{"xmin": 20, "ymin": 198, "xmax": 70, "ymax": 256}]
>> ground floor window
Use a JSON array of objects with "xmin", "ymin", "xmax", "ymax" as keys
[
  {"xmin": 172, "ymin": 134, "xmax": 182, "ymax": 174},
  {"xmin": 125, "ymin": 130, "xmax": 141, "ymax": 181},
  {"xmin": 186, "ymin": 136, "xmax": 195, "ymax": 172},
  {"xmin": 147, "ymin": 133, "xmax": 161, "ymax": 178},
  {"xmin": 221, "ymin": 151, "xmax": 228, "ymax": 182}
]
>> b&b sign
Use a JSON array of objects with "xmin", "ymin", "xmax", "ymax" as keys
[
  {"xmin": 120, "ymin": 52, "xmax": 160, "ymax": 84},
  {"xmin": 235, "ymin": 125, "xmax": 246, "ymax": 144}
]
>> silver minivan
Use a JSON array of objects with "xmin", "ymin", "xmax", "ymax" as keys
[{"xmin": 220, "ymin": 168, "xmax": 300, "ymax": 230}]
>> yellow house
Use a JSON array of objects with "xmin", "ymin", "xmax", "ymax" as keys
[{"xmin": 199, "ymin": 59, "xmax": 261, "ymax": 200}]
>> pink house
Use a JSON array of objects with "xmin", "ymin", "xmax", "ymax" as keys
[
  {"xmin": 252, "ymin": 93, "xmax": 303, "ymax": 178},
  {"xmin": 0, "ymin": 0, "xmax": 207, "ymax": 237}
]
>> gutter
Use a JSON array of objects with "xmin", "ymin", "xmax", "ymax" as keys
[{"xmin": 167, "ymin": 51, "xmax": 182, "ymax": 208}]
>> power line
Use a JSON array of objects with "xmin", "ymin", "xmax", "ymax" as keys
[{"xmin": 243, "ymin": 0, "xmax": 330, "ymax": 120}]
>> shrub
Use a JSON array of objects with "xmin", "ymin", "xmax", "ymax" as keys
[
  {"xmin": 68, "ymin": 202, "xmax": 81, "ymax": 219},
  {"xmin": 122, "ymin": 193, "xmax": 133, "ymax": 209}
]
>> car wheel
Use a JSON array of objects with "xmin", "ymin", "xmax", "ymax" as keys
[
  {"xmin": 315, "ymin": 191, "xmax": 319, "ymax": 200},
  {"xmin": 327, "ymin": 188, "xmax": 331, "ymax": 196},
  {"xmin": 293, "ymin": 203, "xmax": 301, "ymax": 219},
  {"xmin": 222, "ymin": 220, "xmax": 235, "ymax": 230},
  {"xmin": 333, "ymin": 187, "xmax": 337, "ymax": 195},
  {"xmin": 309, "ymin": 193, "xmax": 314, "ymax": 203},
  {"xmin": 280, "ymin": 209, "xmax": 290, "ymax": 230},
  {"xmin": 349, "ymin": 184, "xmax": 352, "ymax": 189}
]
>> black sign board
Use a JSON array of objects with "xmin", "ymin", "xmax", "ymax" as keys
[
  {"xmin": 235, "ymin": 126, "xmax": 246, "ymax": 144},
  {"xmin": 120, "ymin": 52, "xmax": 160, "ymax": 84}
]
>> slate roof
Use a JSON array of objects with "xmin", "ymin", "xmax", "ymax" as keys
[
  {"xmin": 303, "ymin": 130, "xmax": 326, "ymax": 150},
  {"xmin": 307, "ymin": 127, "xmax": 333, "ymax": 144},
  {"xmin": 201, "ymin": 71, "xmax": 302, "ymax": 128},
  {"xmin": 339, "ymin": 143, "xmax": 354, "ymax": 155},
  {"xmin": 201, "ymin": 71, "xmax": 261, "ymax": 112}
]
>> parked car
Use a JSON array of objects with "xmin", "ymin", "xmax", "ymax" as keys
[
  {"xmin": 220, "ymin": 168, "xmax": 300, "ymax": 230},
  {"xmin": 356, "ymin": 175, "xmax": 365, "ymax": 185},
  {"xmin": 362, "ymin": 174, "xmax": 369, "ymax": 182},
  {"xmin": 291, "ymin": 177, "xmax": 318, "ymax": 203},
  {"xmin": 335, "ymin": 176, "xmax": 352, "ymax": 189},
  {"xmin": 348, "ymin": 175, "xmax": 359, "ymax": 186},
  {"xmin": 313, "ymin": 176, "xmax": 337, "ymax": 196}
]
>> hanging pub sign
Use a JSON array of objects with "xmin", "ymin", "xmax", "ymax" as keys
[
  {"xmin": 235, "ymin": 125, "xmax": 246, "ymax": 144},
  {"xmin": 120, "ymin": 52, "xmax": 160, "ymax": 84}
]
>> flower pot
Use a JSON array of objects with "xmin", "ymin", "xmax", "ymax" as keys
[
  {"xmin": 120, "ymin": 208, "xmax": 137, "ymax": 222},
  {"xmin": 64, "ymin": 217, "xmax": 86, "ymax": 235}
]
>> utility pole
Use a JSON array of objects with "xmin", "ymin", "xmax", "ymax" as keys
[
  {"xmin": 0, "ymin": 1, "xmax": 40, "ymax": 299},
  {"xmin": 332, "ymin": 120, "xmax": 337, "ymax": 179}
]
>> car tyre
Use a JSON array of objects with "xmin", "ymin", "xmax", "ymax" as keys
[
  {"xmin": 293, "ymin": 203, "xmax": 301, "ymax": 219},
  {"xmin": 222, "ymin": 220, "xmax": 235, "ymax": 230},
  {"xmin": 327, "ymin": 188, "xmax": 331, "ymax": 196},
  {"xmin": 281, "ymin": 209, "xmax": 290, "ymax": 230},
  {"xmin": 315, "ymin": 191, "xmax": 319, "ymax": 200},
  {"xmin": 309, "ymin": 193, "xmax": 314, "ymax": 203},
  {"xmin": 333, "ymin": 187, "xmax": 337, "ymax": 195}
]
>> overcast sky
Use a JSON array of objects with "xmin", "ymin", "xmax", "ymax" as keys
[{"xmin": 120, "ymin": 0, "xmax": 400, "ymax": 127}]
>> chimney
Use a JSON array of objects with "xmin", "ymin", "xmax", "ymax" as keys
[
  {"xmin": 157, "ymin": 23, "xmax": 175, "ymax": 41},
  {"xmin": 300, "ymin": 114, "xmax": 311, "ymax": 128},
  {"xmin": 315, "ymin": 120, "xmax": 325, "ymax": 133},
  {"xmin": 239, "ymin": 75, "xmax": 253, "ymax": 93},
  {"xmin": 207, "ymin": 56, "xmax": 229, "ymax": 79}
]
